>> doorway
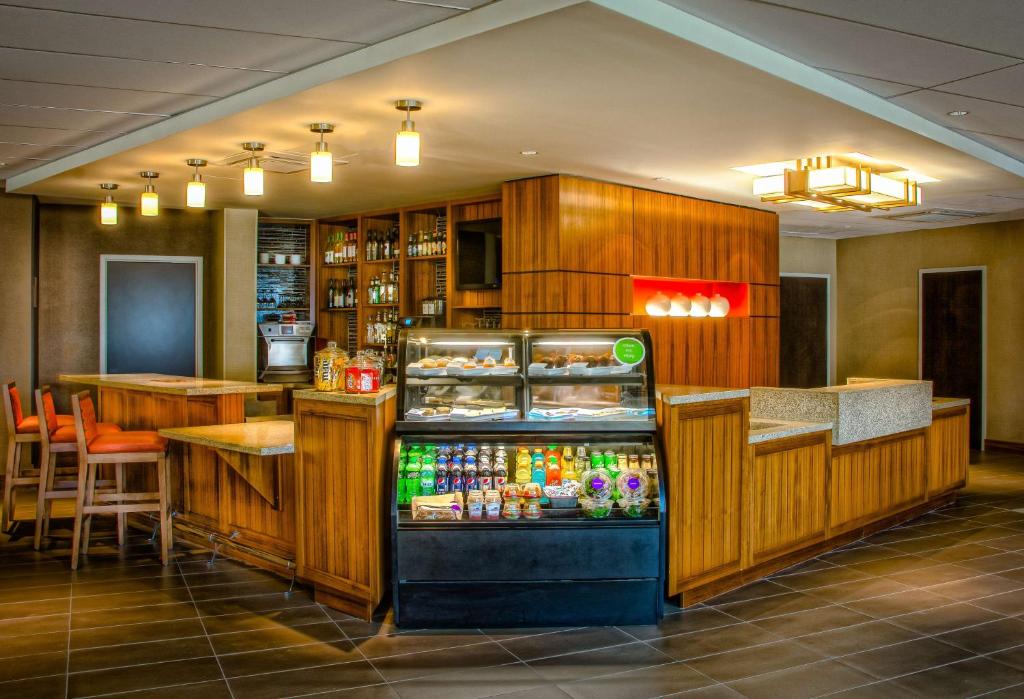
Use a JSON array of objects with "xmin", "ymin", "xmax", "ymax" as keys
[
  {"xmin": 920, "ymin": 267, "xmax": 985, "ymax": 450},
  {"xmin": 780, "ymin": 274, "xmax": 830, "ymax": 388},
  {"xmin": 100, "ymin": 255, "xmax": 203, "ymax": 376}
]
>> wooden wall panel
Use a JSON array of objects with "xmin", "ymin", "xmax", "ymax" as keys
[
  {"xmin": 224, "ymin": 454, "xmax": 296, "ymax": 558},
  {"xmin": 557, "ymin": 177, "xmax": 634, "ymax": 274},
  {"xmin": 749, "ymin": 284, "xmax": 780, "ymax": 317},
  {"xmin": 748, "ymin": 434, "xmax": 829, "ymax": 564},
  {"xmin": 749, "ymin": 317, "xmax": 780, "ymax": 387},
  {"xmin": 503, "ymin": 271, "xmax": 630, "ymax": 315},
  {"xmin": 749, "ymin": 211, "xmax": 780, "ymax": 285},
  {"xmin": 640, "ymin": 317, "xmax": 751, "ymax": 388},
  {"xmin": 928, "ymin": 407, "xmax": 970, "ymax": 496},
  {"xmin": 662, "ymin": 399, "xmax": 747, "ymax": 595},
  {"xmin": 502, "ymin": 177, "xmax": 560, "ymax": 273}
]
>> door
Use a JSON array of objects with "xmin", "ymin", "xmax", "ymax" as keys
[
  {"xmin": 101, "ymin": 256, "xmax": 203, "ymax": 376},
  {"xmin": 921, "ymin": 268, "xmax": 984, "ymax": 449},
  {"xmin": 780, "ymin": 275, "xmax": 829, "ymax": 388}
]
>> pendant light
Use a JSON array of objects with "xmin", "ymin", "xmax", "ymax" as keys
[
  {"xmin": 241, "ymin": 142, "xmax": 264, "ymax": 196},
  {"xmin": 99, "ymin": 183, "xmax": 118, "ymax": 225},
  {"xmin": 394, "ymin": 99, "xmax": 422, "ymax": 167},
  {"xmin": 185, "ymin": 158, "xmax": 207, "ymax": 208},
  {"xmin": 139, "ymin": 171, "xmax": 159, "ymax": 217},
  {"xmin": 309, "ymin": 123, "xmax": 334, "ymax": 183}
]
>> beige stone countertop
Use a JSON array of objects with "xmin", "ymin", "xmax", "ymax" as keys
[
  {"xmin": 749, "ymin": 418, "xmax": 833, "ymax": 445},
  {"xmin": 60, "ymin": 373, "xmax": 282, "ymax": 396},
  {"xmin": 933, "ymin": 397, "xmax": 971, "ymax": 411},
  {"xmin": 656, "ymin": 385, "xmax": 750, "ymax": 405},
  {"xmin": 159, "ymin": 420, "xmax": 294, "ymax": 456},
  {"xmin": 293, "ymin": 385, "xmax": 397, "ymax": 406}
]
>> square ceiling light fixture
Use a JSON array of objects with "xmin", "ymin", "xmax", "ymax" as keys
[{"xmin": 734, "ymin": 154, "xmax": 936, "ymax": 212}]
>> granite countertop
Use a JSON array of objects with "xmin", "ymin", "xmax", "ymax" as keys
[
  {"xmin": 656, "ymin": 385, "xmax": 750, "ymax": 405},
  {"xmin": 159, "ymin": 420, "xmax": 294, "ymax": 456},
  {"xmin": 933, "ymin": 397, "xmax": 971, "ymax": 410},
  {"xmin": 60, "ymin": 373, "xmax": 282, "ymax": 396},
  {"xmin": 749, "ymin": 418, "xmax": 833, "ymax": 445},
  {"xmin": 293, "ymin": 385, "xmax": 397, "ymax": 406}
]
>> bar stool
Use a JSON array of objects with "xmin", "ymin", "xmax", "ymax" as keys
[
  {"xmin": 70, "ymin": 391, "xmax": 172, "ymax": 570},
  {"xmin": 2, "ymin": 380, "xmax": 50, "ymax": 531},
  {"xmin": 33, "ymin": 386, "xmax": 120, "ymax": 550}
]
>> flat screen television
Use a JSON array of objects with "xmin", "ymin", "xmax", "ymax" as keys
[{"xmin": 455, "ymin": 218, "xmax": 502, "ymax": 290}]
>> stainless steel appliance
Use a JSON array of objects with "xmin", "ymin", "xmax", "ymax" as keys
[{"xmin": 258, "ymin": 321, "xmax": 315, "ymax": 383}]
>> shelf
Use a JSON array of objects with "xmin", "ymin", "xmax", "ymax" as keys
[
  {"xmin": 366, "ymin": 303, "xmax": 398, "ymax": 308},
  {"xmin": 363, "ymin": 258, "xmax": 400, "ymax": 265},
  {"xmin": 258, "ymin": 263, "xmax": 309, "ymax": 269},
  {"xmin": 321, "ymin": 262, "xmax": 358, "ymax": 268},
  {"xmin": 405, "ymin": 376, "xmax": 523, "ymax": 386},
  {"xmin": 319, "ymin": 307, "xmax": 357, "ymax": 312},
  {"xmin": 527, "ymin": 374, "xmax": 646, "ymax": 386},
  {"xmin": 452, "ymin": 305, "xmax": 502, "ymax": 310},
  {"xmin": 407, "ymin": 255, "xmax": 447, "ymax": 262},
  {"xmin": 258, "ymin": 307, "xmax": 310, "ymax": 312}
]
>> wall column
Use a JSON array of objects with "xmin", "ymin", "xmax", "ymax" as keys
[
  {"xmin": 212, "ymin": 209, "xmax": 257, "ymax": 381},
  {"xmin": 0, "ymin": 193, "xmax": 35, "ymax": 458}
]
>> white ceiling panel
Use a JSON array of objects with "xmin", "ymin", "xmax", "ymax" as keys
[
  {"xmin": 959, "ymin": 132, "xmax": 1024, "ymax": 160},
  {"xmin": 3, "ymin": 0, "xmax": 487, "ymax": 44},
  {"xmin": 752, "ymin": 0, "xmax": 1024, "ymax": 60},
  {"xmin": 0, "ymin": 104, "xmax": 162, "ymax": 132},
  {"xmin": 0, "ymin": 125, "xmax": 122, "ymax": 148},
  {"xmin": 891, "ymin": 90, "xmax": 1024, "ymax": 140},
  {"xmin": 0, "ymin": 79, "xmax": 215, "ymax": 116},
  {"xmin": 819, "ymin": 70, "xmax": 921, "ymax": 98},
  {"xmin": 0, "ymin": 6, "xmax": 361, "ymax": 73},
  {"xmin": 0, "ymin": 141, "xmax": 73, "ymax": 160},
  {"xmin": 934, "ymin": 64, "xmax": 1024, "ymax": 108},
  {"xmin": 661, "ymin": 0, "xmax": 1019, "ymax": 86},
  {"xmin": 0, "ymin": 47, "xmax": 279, "ymax": 97}
]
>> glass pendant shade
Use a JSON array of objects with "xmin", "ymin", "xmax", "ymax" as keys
[
  {"xmin": 310, "ymin": 147, "xmax": 333, "ymax": 183},
  {"xmin": 186, "ymin": 179, "xmax": 205, "ymax": 208},
  {"xmin": 243, "ymin": 165, "xmax": 264, "ymax": 196},
  {"xmin": 100, "ymin": 200, "xmax": 117, "ymax": 225},
  {"xmin": 140, "ymin": 191, "xmax": 159, "ymax": 217},
  {"xmin": 395, "ymin": 128, "xmax": 420, "ymax": 167}
]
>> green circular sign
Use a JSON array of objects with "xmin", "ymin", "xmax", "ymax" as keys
[{"xmin": 613, "ymin": 337, "xmax": 646, "ymax": 366}]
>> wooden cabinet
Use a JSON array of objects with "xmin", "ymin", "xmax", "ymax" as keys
[
  {"xmin": 659, "ymin": 398, "xmax": 747, "ymax": 596},
  {"xmin": 928, "ymin": 406, "xmax": 970, "ymax": 496},
  {"xmin": 293, "ymin": 394, "xmax": 396, "ymax": 619},
  {"xmin": 747, "ymin": 433, "xmax": 829, "ymax": 566}
]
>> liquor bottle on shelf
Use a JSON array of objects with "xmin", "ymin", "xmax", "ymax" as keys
[
  {"xmin": 326, "ymin": 279, "xmax": 335, "ymax": 308},
  {"xmin": 324, "ymin": 233, "xmax": 334, "ymax": 264}
]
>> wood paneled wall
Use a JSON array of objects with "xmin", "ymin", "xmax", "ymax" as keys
[{"xmin": 502, "ymin": 175, "xmax": 779, "ymax": 387}]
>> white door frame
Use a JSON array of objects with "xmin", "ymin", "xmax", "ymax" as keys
[
  {"xmin": 780, "ymin": 272, "xmax": 833, "ymax": 387},
  {"xmin": 918, "ymin": 266, "xmax": 986, "ymax": 448},
  {"xmin": 100, "ymin": 255, "xmax": 204, "ymax": 375}
]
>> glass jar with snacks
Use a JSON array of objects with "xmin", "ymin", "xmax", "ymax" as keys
[{"xmin": 313, "ymin": 342, "xmax": 348, "ymax": 391}]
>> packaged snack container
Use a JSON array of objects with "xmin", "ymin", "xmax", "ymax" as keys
[
  {"xmin": 579, "ymin": 496, "xmax": 613, "ymax": 519},
  {"xmin": 313, "ymin": 342, "xmax": 348, "ymax": 391}
]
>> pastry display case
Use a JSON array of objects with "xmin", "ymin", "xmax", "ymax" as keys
[{"xmin": 392, "ymin": 329, "xmax": 664, "ymax": 628}]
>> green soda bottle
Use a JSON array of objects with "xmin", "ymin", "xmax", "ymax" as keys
[
  {"xmin": 406, "ymin": 459, "xmax": 422, "ymax": 500},
  {"xmin": 397, "ymin": 457, "xmax": 408, "ymax": 505}
]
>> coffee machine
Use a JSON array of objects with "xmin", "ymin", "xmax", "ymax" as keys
[{"xmin": 258, "ymin": 321, "xmax": 315, "ymax": 383}]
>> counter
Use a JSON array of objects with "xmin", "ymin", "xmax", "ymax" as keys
[
  {"xmin": 292, "ymin": 386, "xmax": 396, "ymax": 406},
  {"xmin": 159, "ymin": 421, "xmax": 294, "ymax": 456},
  {"xmin": 656, "ymin": 385, "xmax": 750, "ymax": 405},
  {"xmin": 60, "ymin": 373, "xmax": 282, "ymax": 396},
  {"xmin": 748, "ymin": 417, "xmax": 832, "ymax": 445}
]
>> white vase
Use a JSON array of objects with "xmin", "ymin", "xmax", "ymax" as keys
[
  {"xmin": 645, "ymin": 292, "xmax": 672, "ymax": 317},
  {"xmin": 669, "ymin": 293, "xmax": 691, "ymax": 317},
  {"xmin": 709, "ymin": 293, "xmax": 731, "ymax": 317},
  {"xmin": 690, "ymin": 292, "xmax": 711, "ymax": 318}
]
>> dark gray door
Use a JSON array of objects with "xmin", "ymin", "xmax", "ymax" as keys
[
  {"xmin": 104, "ymin": 259, "xmax": 199, "ymax": 376},
  {"xmin": 922, "ymin": 269, "xmax": 983, "ymax": 449},
  {"xmin": 780, "ymin": 276, "xmax": 829, "ymax": 388}
]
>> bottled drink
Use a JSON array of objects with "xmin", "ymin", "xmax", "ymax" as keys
[
  {"xmin": 465, "ymin": 455, "xmax": 479, "ymax": 491},
  {"xmin": 419, "ymin": 455, "xmax": 435, "ymax": 496},
  {"xmin": 327, "ymin": 279, "xmax": 335, "ymax": 308},
  {"xmin": 545, "ymin": 453, "xmax": 561, "ymax": 486},
  {"xmin": 450, "ymin": 457, "xmax": 464, "ymax": 493},
  {"xmin": 397, "ymin": 457, "xmax": 407, "ymax": 505},
  {"xmin": 515, "ymin": 448, "xmax": 532, "ymax": 484},
  {"xmin": 479, "ymin": 460, "xmax": 493, "ymax": 491},
  {"xmin": 406, "ymin": 459, "xmax": 421, "ymax": 499},
  {"xmin": 531, "ymin": 449, "xmax": 547, "ymax": 499},
  {"xmin": 494, "ymin": 460, "xmax": 508, "ymax": 492}
]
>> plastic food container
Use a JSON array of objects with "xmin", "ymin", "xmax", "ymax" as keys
[
  {"xmin": 545, "ymin": 495, "xmax": 578, "ymax": 509},
  {"xmin": 616, "ymin": 469, "xmax": 650, "ymax": 499},
  {"xmin": 617, "ymin": 497, "xmax": 650, "ymax": 519},
  {"xmin": 579, "ymin": 469, "xmax": 613, "ymax": 499},
  {"xmin": 580, "ymin": 496, "xmax": 613, "ymax": 519}
]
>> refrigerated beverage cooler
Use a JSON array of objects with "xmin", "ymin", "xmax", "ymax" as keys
[{"xmin": 391, "ymin": 328, "xmax": 665, "ymax": 627}]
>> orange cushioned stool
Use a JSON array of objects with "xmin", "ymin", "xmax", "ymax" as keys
[
  {"xmin": 70, "ymin": 391, "xmax": 172, "ymax": 570},
  {"xmin": 33, "ymin": 386, "xmax": 121, "ymax": 550},
  {"xmin": 4, "ymin": 380, "xmax": 46, "ymax": 531}
]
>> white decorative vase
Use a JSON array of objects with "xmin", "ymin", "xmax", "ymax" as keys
[
  {"xmin": 645, "ymin": 292, "xmax": 672, "ymax": 317},
  {"xmin": 669, "ymin": 293, "xmax": 691, "ymax": 317},
  {"xmin": 690, "ymin": 292, "xmax": 711, "ymax": 318},
  {"xmin": 709, "ymin": 293, "xmax": 731, "ymax": 318}
]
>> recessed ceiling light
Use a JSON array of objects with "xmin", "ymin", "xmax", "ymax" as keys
[
  {"xmin": 520, "ymin": 150, "xmax": 538, "ymax": 156},
  {"xmin": 947, "ymin": 110, "xmax": 969, "ymax": 117},
  {"xmin": 653, "ymin": 176, "xmax": 671, "ymax": 181}
]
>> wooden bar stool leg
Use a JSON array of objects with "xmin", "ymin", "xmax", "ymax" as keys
[
  {"xmin": 115, "ymin": 464, "xmax": 126, "ymax": 547},
  {"xmin": 2, "ymin": 440, "xmax": 17, "ymax": 531},
  {"xmin": 41, "ymin": 452, "xmax": 58, "ymax": 543},
  {"xmin": 157, "ymin": 454, "xmax": 170, "ymax": 565},
  {"xmin": 33, "ymin": 444, "xmax": 52, "ymax": 550},
  {"xmin": 81, "ymin": 463, "xmax": 97, "ymax": 555},
  {"xmin": 70, "ymin": 457, "xmax": 89, "ymax": 570}
]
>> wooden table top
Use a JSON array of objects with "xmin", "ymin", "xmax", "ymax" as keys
[
  {"xmin": 159, "ymin": 421, "xmax": 294, "ymax": 456},
  {"xmin": 60, "ymin": 373, "xmax": 282, "ymax": 396}
]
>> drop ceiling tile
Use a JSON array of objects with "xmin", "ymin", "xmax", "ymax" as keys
[
  {"xmin": 662, "ymin": 0, "xmax": 1018, "ymax": 86},
  {"xmin": 890, "ymin": 89, "xmax": 1024, "ymax": 139},
  {"xmin": 0, "ymin": 6, "xmax": 361, "ymax": 73},
  {"xmin": 0, "ymin": 47, "xmax": 275, "ymax": 97},
  {"xmin": 0, "ymin": 79, "xmax": 216, "ymax": 116},
  {"xmin": 820, "ymin": 69, "xmax": 921, "ymax": 97},
  {"xmin": 934, "ymin": 63, "xmax": 1024, "ymax": 107},
  {"xmin": 957, "ymin": 131, "xmax": 1024, "ymax": 160},
  {"xmin": 0, "ymin": 125, "xmax": 120, "ymax": 147},
  {"xmin": 749, "ymin": 0, "xmax": 1024, "ymax": 61},
  {"xmin": 0, "ymin": 104, "xmax": 163, "ymax": 133},
  {"xmin": 0, "ymin": 141, "xmax": 74, "ymax": 160},
  {"xmin": 4, "ymin": 0, "xmax": 479, "ymax": 44}
]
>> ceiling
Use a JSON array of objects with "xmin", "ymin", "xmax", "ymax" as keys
[
  {"xmin": 5, "ymin": 0, "xmax": 1024, "ymax": 239},
  {"xmin": 0, "ymin": 0, "xmax": 492, "ymax": 180}
]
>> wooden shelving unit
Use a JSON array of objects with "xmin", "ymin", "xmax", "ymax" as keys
[{"xmin": 257, "ymin": 219, "xmax": 312, "ymax": 327}]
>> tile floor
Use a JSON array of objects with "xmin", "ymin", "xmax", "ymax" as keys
[{"xmin": 3, "ymin": 451, "xmax": 1024, "ymax": 698}]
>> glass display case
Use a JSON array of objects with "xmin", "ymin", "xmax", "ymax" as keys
[{"xmin": 392, "ymin": 329, "xmax": 664, "ymax": 628}]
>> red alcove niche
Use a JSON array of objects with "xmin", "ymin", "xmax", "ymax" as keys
[{"xmin": 631, "ymin": 276, "xmax": 750, "ymax": 318}]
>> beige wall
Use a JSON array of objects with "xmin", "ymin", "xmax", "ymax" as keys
[
  {"xmin": 836, "ymin": 219, "xmax": 1024, "ymax": 444},
  {"xmin": 211, "ymin": 209, "xmax": 257, "ymax": 381},
  {"xmin": 0, "ymin": 193, "xmax": 35, "ymax": 458},
  {"xmin": 780, "ymin": 235, "xmax": 838, "ymax": 384},
  {"xmin": 37, "ymin": 203, "xmax": 216, "ymax": 407}
]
